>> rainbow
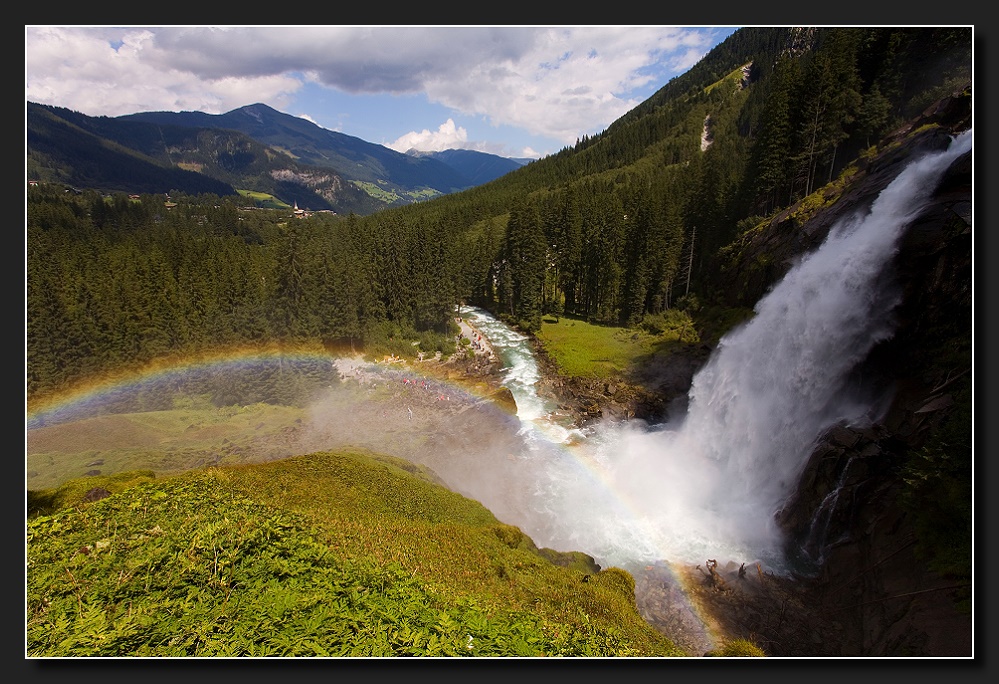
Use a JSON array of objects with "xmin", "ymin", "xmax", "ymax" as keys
[
  {"xmin": 25, "ymin": 345, "xmax": 520, "ymax": 429},
  {"xmin": 516, "ymin": 429, "xmax": 720, "ymax": 651},
  {"xmin": 27, "ymin": 345, "xmax": 343, "ymax": 427}
]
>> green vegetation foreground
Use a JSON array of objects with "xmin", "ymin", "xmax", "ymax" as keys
[{"xmin": 27, "ymin": 448, "xmax": 686, "ymax": 657}]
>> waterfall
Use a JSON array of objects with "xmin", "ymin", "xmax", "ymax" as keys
[{"xmin": 463, "ymin": 130, "xmax": 972, "ymax": 574}]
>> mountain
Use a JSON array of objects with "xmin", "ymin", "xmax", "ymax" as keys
[
  {"xmin": 120, "ymin": 103, "xmax": 481, "ymax": 205},
  {"xmin": 405, "ymin": 148, "xmax": 530, "ymax": 186},
  {"xmin": 27, "ymin": 101, "xmax": 383, "ymax": 214},
  {"xmin": 26, "ymin": 102, "xmax": 238, "ymax": 199},
  {"xmin": 26, "ymin": 101, "xmax": 524, "ymax": 214}
]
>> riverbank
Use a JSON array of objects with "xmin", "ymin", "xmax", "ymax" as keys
[
  {"xmin": 455, "ymin": 312, "xmax": 497, "ymax": 362},
  {"xmin": 530, "ymin": 333, "xmax": 712, "ymax": 430},
  {"xmin": 449, "ymin": 308, "xmax": 705, "ymax": 432},
  {"xmin": 331, "ymin": 314, "xmax": 516, "ymax": 416}
]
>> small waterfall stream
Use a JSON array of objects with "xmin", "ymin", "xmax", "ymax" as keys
[{"xmin": 460, "ymin": 307, "xmax": 584, "ymax": 444}]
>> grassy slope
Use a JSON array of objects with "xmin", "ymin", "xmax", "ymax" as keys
[
  {"xmin": 27, "ymin": 402, "xmax": 309, "ymax": 491},
  {"xmin": 532, "ymin": 307, "xmax": 745, "ymax": 380},
  {"xmin": 534, "ymin": 316, "xmax": 665, "ymax": 379},
  {"xmin": 26, "ymin": 448, "xmax": 686, "ymax": 657}
]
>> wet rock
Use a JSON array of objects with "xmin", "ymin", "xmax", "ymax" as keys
[
  {"xmin": 489, "ymin": 386, "xmax": 518, "ymax": 413},
  {"xmin": 826, "ymin": 425, "xmax": 861, "ymax": 448}
]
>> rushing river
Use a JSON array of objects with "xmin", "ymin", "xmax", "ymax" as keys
[{"xmin": 460, "ymin": 307, "xmax": 585, "ymax": 444}]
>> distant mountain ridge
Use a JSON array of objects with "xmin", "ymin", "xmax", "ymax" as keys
[
  {"xmin": 404, "ymin": 148, "xmax": 530, "ymax": 186},
  {"xmin": 26, "ymin": 101, "xmax": 529, "ymax": 214},
  {"xmin": 26, "ymin": 102, "xmax": 240, "ymax": 200}
]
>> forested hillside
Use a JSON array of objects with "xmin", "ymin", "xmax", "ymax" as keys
[
  {"xmin": 27, "ymin": 27, "xmax": 971, "ymax": 407},
  {"xmin": 26, "ymin": 193, "xmax": 463, "ymax": 404}
]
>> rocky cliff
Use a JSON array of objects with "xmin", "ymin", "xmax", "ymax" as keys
[{"xmin": 704, "ymin": 85, "xmax": 973, "ymax": 656}]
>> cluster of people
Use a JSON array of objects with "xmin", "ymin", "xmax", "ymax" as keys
[
  {"xmin": 398, "ymin": 373, "xmax": 460, "ymax": 421},
  {"xmin": 467, "ymin": 333, "xmax": 487, "ymax": 354},
  {"xmin": 456, "ymin": 317, "xmax": 491, "ymax": 357}
]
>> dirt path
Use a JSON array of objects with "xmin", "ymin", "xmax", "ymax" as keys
[{"xmin": 455, "ymin": 314, "xmax": 496, "ymax": 361}]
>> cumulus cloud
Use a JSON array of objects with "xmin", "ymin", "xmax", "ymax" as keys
[
  {"xmin": 408, "ymin": 26, "xmax": 717, "ymax": 145},
  {"xmin": 387, "ymin": 118, "xmax": 469, "ymax": 153},
  {"xmin": 25, "ymin": 26, "xmax": 303, "ymax": 116}
]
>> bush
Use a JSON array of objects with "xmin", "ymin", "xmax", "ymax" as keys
[
  {"xmin": 638, "ymin": 310, "xmax": 699, "ymax": 343},
  {"xmin": 706, "ymin": 638, "xmax": 766, "ymax": 657},
  {"xmin": 417, "ymin": 329, "xmax": 456, "ymax": 357}
]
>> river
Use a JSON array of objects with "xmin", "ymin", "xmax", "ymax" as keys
[
  {"xmin": 459, "ymin": 306, "xmax": 585, "ymax": 444},
  {"xmin": 455, "ymin": 303, "xmax": 765, "ymax": 571}
]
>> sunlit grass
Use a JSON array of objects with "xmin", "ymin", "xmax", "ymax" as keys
[
  {"xmin": 237, "ymin": 189, "xmax": 292, "ymax": 209},
  {"xmin": 535, "ymin": 312, "xmax": 702, "ymax": 379},
  {"xmin": 535, "ymin": 317, "xmax": 658, "ymax": 378}
]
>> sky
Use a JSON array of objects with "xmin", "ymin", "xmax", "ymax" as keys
[{"xmin": 25, "ymin": 26, "xmax": 739, "ymax": 160}]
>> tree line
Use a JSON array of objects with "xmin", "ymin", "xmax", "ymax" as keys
[
  {"xmin": 26, "ymin": 27, "xmax": 971, "ymax": 402},
  {"xmin": 26, "ymin": 188, "xmax": 464, "ymax": 401}
]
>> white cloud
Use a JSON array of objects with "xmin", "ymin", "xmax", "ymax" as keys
[
  {"xmin": 25, "ymin": 26, "xmax": 304, "ymax": 116},
  {"xmin": 387, "ymin": 118, "xmax": 468, "ymax": 153},
  {"xmin": 415, "ymin": 26, "xmax": 718, "ymax": 144}
]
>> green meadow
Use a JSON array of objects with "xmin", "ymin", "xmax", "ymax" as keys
[
  {"xmin": 534, "ymin": 311, "xmax": 700, "ymax": 379},
  {"xmin": 237, "ymin": 189, "xmax": 292, "ymax": 209}
]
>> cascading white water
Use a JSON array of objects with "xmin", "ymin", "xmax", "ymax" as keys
[
  {"xmin": 461, "ymin": 130, "xmax": 972, "ymax": 574},
  {"xmin": 461, "ymin": 308, "xmax": 585, "ymax": 445}
]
